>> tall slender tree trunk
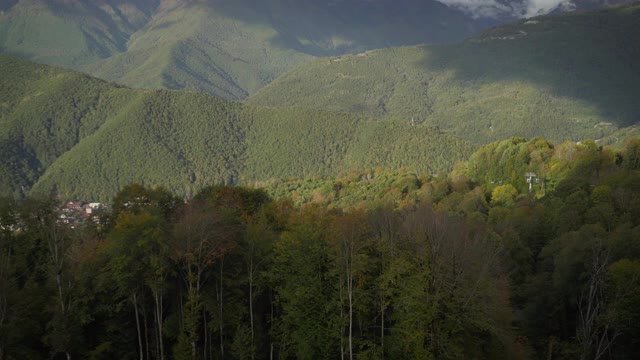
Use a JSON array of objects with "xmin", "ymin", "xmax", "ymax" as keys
[
  {"xmin": 191, "ymin": 335, "xmax": 196, "ymax": 359},
  {"xmin": 0, "ymin": 252, "xmax": 5, "ymax": 330},
  {"xmin": 209, "ymin": 316, "xmax": 214, "ymax": 360},
  {"xmin": 133, "ymin": 293, "xmax": 144, "ymax": 360},
  {"xmin": 270, "ymin": 288, "xmax": 274, "ymax": 360},
  {"xmin": 153, "ymin": 310, "xmax": 158, "ymax": 360},
  {"xmin": 56, "ymin": 267, "xmax": 71, "ymax": 360},
  {"xmin": 348, "ymin": 263, "xmax": 353, "ymax": 360},
  {"xmin": 381, "ymin": 300, "xmax": 385, "ymax": 360},
  {"xmin": 578, "ymin": 243, "xmax": 610, "ymax": 360},
  {"xmin": 155, "ymin": 292, "xmax": 164, "ymax": 360},
  {"xmin": 203, "ymin": 308, "xmax": 208, "ymax": 360},
  {"xmin": 185, "ymin": 284, "xmax": 198, "ymax": 359},
  {"xmin": 219, "ymin": 258, "xmax": 225, "ymax": 359},
  {"xmin": 48, "ymin": 225, "xmax": 75, "ymax": 359},
  {"xmin": 339, "ymin": 274, "xmax": 345, "ymax": 360},
  {"xmin": 249, "ymin": 261, "xmax": 255, "ymax": 359},
  {"xmin": 55, "ymin": 272, "xmax": 65, "ymax": 313},
  {"xmin": 143, "ymin": 309, "xmax": 149, "ymax": 360},
  {"xmin": 378, "ymin": 235, "xmax": 394, "ymax": 360},
  {"xmin": 0, "ymin": 293, "xmax": 6, "ymax": 356}
]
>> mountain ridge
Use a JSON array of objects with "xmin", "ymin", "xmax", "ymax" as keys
[
  {"xmin": 0, "ymin": 0, "xmax": 490, "ymax": 99},
  {"xmin": 3, "ymin": 3, "xmax": 640, "ymax": 200},
  {"xmin": 0, "ymin": 52, "xmax": 473, "ymax": 201},
  {"xmin": 249, "ymin": 2, "xmax": 640, "ymax": 144}
]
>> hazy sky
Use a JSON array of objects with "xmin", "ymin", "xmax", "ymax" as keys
[{"xmin": 434, "ymin": 0, "xmax": 577, "ymax": 18}]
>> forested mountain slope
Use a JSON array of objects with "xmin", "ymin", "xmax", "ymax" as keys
[
  {"xmin": 0, "ymin": 53, "xmax": 132, "ymax": 198},
  {"xmin": 0, "ymin": 53, "xmax": 472, "ymax": 201},
  {"xmin": 0, "ymin": 0, "xmax": 159, "ymax": 66},
  {"xmin": 2, "ymin": 136, "xmax": 640, "ymax": 359},
  {"xmin": 0, "ymin": 0, "xmax": 487, "ymax": 98},
  {"xmin": 249, "ymin": 3, "xmax": 640, "ymax": 144}
]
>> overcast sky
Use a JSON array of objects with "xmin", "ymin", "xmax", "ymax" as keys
[{"xmin": 434, "ymin": 0, "xmax": 578, "ymax": 18}]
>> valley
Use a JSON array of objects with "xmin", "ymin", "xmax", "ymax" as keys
[{"xmin": 1, "ymin": 2, "xmax": 640, "ymax": 359}]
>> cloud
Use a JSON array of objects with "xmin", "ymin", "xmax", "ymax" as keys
[
  {"xmin": 435, "ymin": 0, "xmax": 578, "ymax": 18},
  {"xmin": 519, "ymin": 0, "xmax": 575, "ymax": 17},
  {"xmin": 433, "ymin": 0, "xmax": 512, "ymax": 18}
]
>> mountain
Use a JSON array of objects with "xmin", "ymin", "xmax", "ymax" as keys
[
  {"xmin": 0, "ymin": 0, "xmax": 159, "ymax": 65},
  {"xmin": 248, "ymin": 2, "xmax": 640, "ymax": 145},
  {"xmin": 0, "ymin": 0, "xmax": 489, "ymax": 99},
  {"xmin": 0, "ymin": 51, "xmax": 126, "ymax": 198},
  {"xmin": 4, "ymin": 3, "xmax": 640, "ymax": 200},
  {"xmin": 0, "ymin": 53, "xmax": 472, "ymax": 200},
  {"xmin": 2, "ymin": 1, "xmax": 635, "ymax": 99},
  {"xmin": 595, "ymin": 123, "xmax": 640, "ymax": 148}
]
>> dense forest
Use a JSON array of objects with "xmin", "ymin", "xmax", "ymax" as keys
[
  {"xmin": 249, "ymin": 3, "xmax": 640, "ymax": 145},
  {"xmin": 0, "ymin": 53, "xmax": 472, "ymax": 201},
  {"xmin": 4, "ymin": 4, "xmax": 640, "ymax": 202},
  {"xmin": 1, "ymin": 137, "xmax": 639, "ymax": 359},
  {"xmin": 0, "ymin": 0, "xmax": 485, "ymax": 98},
  {"xmin": 2, "ymin": 3, "xmax": 640, "ymax": 360}
]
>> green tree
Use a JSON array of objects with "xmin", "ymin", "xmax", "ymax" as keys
[
  {"xmin": 269, "ymin": 206, "xmax": 340, "ymax": 359},
  {"xmin": 491, "ymin": 184, "xmax": 518, "ymax": 207},
  {"xmin": 621, "ymin": 138, "xmax": 640, "ymax": 170},
  {"xmin": 172, "ymin": 199, "xmax": 239, "ymax": 359},
  {"xmin": 329, "ymin": 210, "xmax": 371, "ymax": 360},
  {"xmin": 108, "ymin": 184, "xmax": 177, "ymax": 360}
]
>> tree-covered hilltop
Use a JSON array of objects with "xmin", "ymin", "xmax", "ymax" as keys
[
  {"xmin": 0, "ymin": 0, "xmax": 487, "ymax": 99},
  {"xmin": 596, "ymin": 125, "xmax": 640, "ymax": 149},
  {"xmin": 0, "ymin": 53, "xmax": 135, "ymax": 198},
  {"xmin": 0, "ymin": 0, "xmax": 159, "ymax": 66},
  {"xmin": 261, "ymin": 136, "xmax": 640, "ymax": 209},
  {"xmin": 1, "ymin": 136, "xmax": 639, "ymax": 359},
  {"xmin": 249, "ymin": 3, "xmax": 640, "ymax": 144},
  {"xmin": 0, "ymin": 53, "xmax": 473, "ymax": 201}
]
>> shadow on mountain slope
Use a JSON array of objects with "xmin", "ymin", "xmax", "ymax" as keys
[
  {"xmin": 418, "ymin": 4, "xmax": 640, "ymax": 131},
  {"xmin": 204, "ymin": 0, "xmax": 491, "ymax": 56},
  {"xmin": 246, "ymin": 4, "xmax": 640, "ymax": 144}
]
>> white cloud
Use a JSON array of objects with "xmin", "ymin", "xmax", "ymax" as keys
[
  {"xmin": 435, "ymin": 0, "xmax": 513, "ymax": 18},
  {"xmin": 435, "ymin": 0, "xmax": 578, "ymax": 18},
  {"xmin": 519, "ymin": 0, "xmax": 575, "ymax": 17}
]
